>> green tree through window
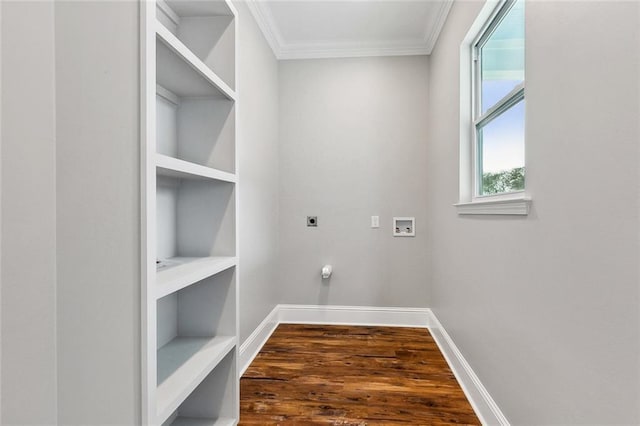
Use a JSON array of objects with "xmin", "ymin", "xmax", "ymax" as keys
[{"xmin": 482, "ymin": 167, "xmax": 524, "ymax": 195}]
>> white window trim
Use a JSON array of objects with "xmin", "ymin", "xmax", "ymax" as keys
[
  {"xmin": 454, "ymin": 196, "xmax": 531, "ymax": 215},
  {"xmin": 456, "ymin": 0, "xmax": 530, "ymax": 216}
]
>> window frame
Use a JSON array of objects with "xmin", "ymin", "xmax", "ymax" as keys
[{"xmin": 470, "ymin": 0, "xmax": 525, "ymax": 201}]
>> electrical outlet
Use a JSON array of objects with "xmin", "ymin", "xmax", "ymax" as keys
[
  {"xmin": 371, "ymin": 216, "xmax": 379, "ymax": 228},
  {"xmin": 307, "ymin": 216, "xmax": 317, "ymax": 227}
]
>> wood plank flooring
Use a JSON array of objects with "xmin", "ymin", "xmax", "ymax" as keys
[{"xmin": 240, "ymin": 324, "xmax": 480, "ymax": 425}]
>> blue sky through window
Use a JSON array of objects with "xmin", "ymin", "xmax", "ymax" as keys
[
  {"xmin": 478, "ymin": 0, "xmax": 524, "ymax": 175},
  {"xmin": 480, "ymin": 99, "xmax": 524, "ymax": 174}
]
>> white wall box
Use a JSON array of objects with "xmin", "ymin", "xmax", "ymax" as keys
[
  {"xmin": 393, "ymin": 217, "xmax": 415, "ymax": 237},
  {"xmin": 142, "ymin": 0, "xmax": 239, "ymax": 424}
]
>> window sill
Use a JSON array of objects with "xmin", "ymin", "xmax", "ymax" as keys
[{"xmin": 454, "ymin": 196, "xmax": 531, "ymax": 215}]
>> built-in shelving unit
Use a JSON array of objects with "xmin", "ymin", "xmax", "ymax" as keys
[{"xmin": 142, "ymin": 0, "xmax": 238, "ymax": 424}]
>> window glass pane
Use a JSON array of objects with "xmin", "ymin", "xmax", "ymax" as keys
[
  {"xmin": 478, "ymin": 100, "xmax": 525, "ymax": 195},
  {"xmin": 480, "ymin": 0, "xmax": 524, "ymax": 114}
]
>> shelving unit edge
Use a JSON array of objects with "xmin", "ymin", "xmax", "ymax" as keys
[
  {"xmin": 141, "ymin": 0, "xmax": 158, "ymax": 424},
  {"xmin": 231, "ymin": 2, "xmax": 240, "ymax": 422}
]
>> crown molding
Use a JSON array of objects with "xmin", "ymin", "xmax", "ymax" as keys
[
  {"xmin": 245, "ymin": 0, "xmax": 453, "ymax": 60},
  {"xmin": 423, "ymin": 0, "xmax": 453, "ymax": 54},
  {"xmin": 278, "ymin": 42, "xmax": 431, "ymax": 60},
  {"xmin": 244, "ymin": 0, "xmax": 283, "ymax": 58}
]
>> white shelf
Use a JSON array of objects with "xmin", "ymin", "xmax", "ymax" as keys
[
  {"xmin": 157, "ymin": 336, "xmax": 236, "ymax": 424},
  {"xmin": 157, "ymin": 154, "xmax": 236, "ymax": 183},
  {"xmin": 171, "ymin": 417, "xmax": 236, "ymax": 426},
  {"xmin": 156, "ymin": 22, "xmax": 235, "ymax": 101},
  {"xmin": 161, "ymin": 0, "xmax": 235, "ymax": 18},
  {"xmin": 156, "ymin": 256, "xmax": 236, "ymax": 299}
]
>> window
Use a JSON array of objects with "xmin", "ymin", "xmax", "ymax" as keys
[
  {"xmin": 473, "ymin": 0, "xmax": 525, "ymax": 197},
  {"xmin": 457, "ymin": 0, "xmax": 528, "ymax": 214}
]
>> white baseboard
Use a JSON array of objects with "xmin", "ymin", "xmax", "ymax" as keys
[
  {"xmin": 239, "ymin": 304, "xmax": 509, "ymax": 426},
  {"xmin": 426, "ymin": 311, "xmax": 509, "ymax": 425},
  {"xmin": 277, "ymin": 304, "xmax": 433, "ymax": 328},
  {"xmin": 238, "ymin": 307, "xmax": 279, "ymax": 376}
]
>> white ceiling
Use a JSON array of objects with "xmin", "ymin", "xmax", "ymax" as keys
[{"xmin": 246, "ymin": 1, "xmax": 453, "ymax": 60}]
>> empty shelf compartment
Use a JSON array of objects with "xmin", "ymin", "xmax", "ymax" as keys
[
  {"xmin": 156, "ymin": 176, "xmax": 235, "ymax": 263},
  {"xmin": 156, "ymin": 85, "xmax": 235, "ymax": 173},
  {"xmin": 156, "ymin": 269, "xmax": 237, "ymax": 421},
  {"xmin": 161, "ymin": 350, "xmax": 237, "ymax": 425},
  {"xmin": 156, "ymin": 0, "xmax": 235, "ymax": 90}
]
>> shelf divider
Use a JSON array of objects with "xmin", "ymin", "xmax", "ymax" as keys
[
  {"xmin": 171, "ymin": 417, "xmax": 236, "ymax": 426},
  {"xmin": 156, "ymin": 154, "xmax": 236, "ymax": 183},
  {"xmin": 156, "ymin": 256, "xmax": 237, "ymax": 299}
]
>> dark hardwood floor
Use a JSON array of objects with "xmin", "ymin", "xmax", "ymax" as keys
[{"xmin": 240, "ymin": 324, "xmax": 480, "ymax": 425}]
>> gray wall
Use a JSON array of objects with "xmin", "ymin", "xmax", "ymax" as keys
[
  {"xmin": 1, "ymin": 2, "xmax": 58, "ymax": 423},
  {"xmin": 2, "ymin": 1, "xmax": 142, "ymax": 424},
  {"xmin": 55, "ymin": 1, "xmax": 141, "ymax": 424},
  {"xmin": 235, "ymin": 0, "xmax": 281, "ymax": 343},
  {"xmin": 278, "ymin": 56, "xmax": 430, "ymax": 307},
  {"xmin": 426, "ymin": 1, "xmax": 640, "ymax": 424}
]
